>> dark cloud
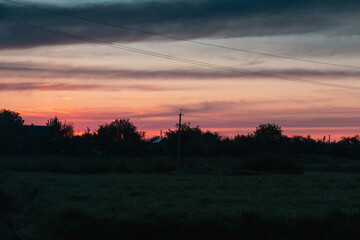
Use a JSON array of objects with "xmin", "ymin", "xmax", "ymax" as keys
[
  {"xmin": 2, "ymin": 61, "xmax": 360, "ymax": 80},
  {"xmin": 0, "ymin": 81, "xmax": 188, "ymax": 91},
  {"xmin": 0, "ymin": 0, "xmax": 359, "ymax": 49},
  {"xmin": 0, "ymin": 82, "xmax": 99, "ymax": 91}
]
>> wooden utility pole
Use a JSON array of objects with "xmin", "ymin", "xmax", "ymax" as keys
[{"xmin": 178, "ymin": 109, "xmax": 183, "ymax": 162}]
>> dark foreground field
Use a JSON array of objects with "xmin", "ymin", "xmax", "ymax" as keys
[{"xmin": 1, "ymin": 156, "xmax": 360, "ymax": 239}]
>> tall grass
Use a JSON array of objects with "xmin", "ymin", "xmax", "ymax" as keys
[
  {"xmin": 45, "ymin": 205, "xmax": 360, "ymax": 240},
  {"xmin": 0, "ymin": 154, "xmax": 305, "ymax": 174},
  {"xmin": 2, "ymin": 171, "xmax": 360, "ymax": 239},
  {"xmin": 0, "ymin": 155, "xmax": 179, "ymax": 174}
]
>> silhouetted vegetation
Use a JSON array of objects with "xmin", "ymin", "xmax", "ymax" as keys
[
  {"xmin": 165, "ymin": 122, "xmax": 222, "ymax": 157},
  {"xmin": 44, "ymin": 116, "xmax": 75, "ymax": 155},
  {"xmin": 0, "ymin": 109, "xmax": 25, "ymax": 153},
  {"xmin": 96, "ymin": 118, "xmax": 145, "ymax": 155},
  {"xmin": 0, "ymin": 109, "xmax": 359, "ymax": 171}
]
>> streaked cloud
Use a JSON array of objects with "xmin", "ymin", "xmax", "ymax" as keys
[
  {"xmin": 0, "ymin": 0, "xmax": 359, "ymax": 49},
  {"xmin": 0, "ymin": 81, "xmax": 191, "ymax": 91},
  {"xmin": 2, "ymin": 61, "xmax": 360, "ymax": 80}
]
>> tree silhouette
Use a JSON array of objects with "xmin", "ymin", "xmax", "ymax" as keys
[
  {"xmin": 97, "ymin": 118, "xmax": 145, "ymax": 154},
  {"xmin": 46, "ymin": 116, "xmax": 74, "ymax": 140},
  {"xmin": 0, "ymin": 109, "xmax": 25, "ymax": 152},
  {"xmin": 254, "ymin": 123, "xmax": 283, "ymax": 140},
  {"xmin": 44, "ymin": 116, "xmax": 75, "ymax": 154},
  {"xmin": 165, "ymin": 123, "xmax": 221, "ymax": 157},
  {"xmin": 340, "ymin": 135, "xmax": 360, "ymax": 145}
]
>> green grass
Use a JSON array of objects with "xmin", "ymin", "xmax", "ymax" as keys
[
  {"xmin": 0, "ymin": 154, "xmax": 306, "ymax": 174},
  {"xmin": 0, "ymin": 155, "xmax": 180, "ymax": 174},
  {"xmin": 1, "ymin": 170, "xmax": 360, "ymax": 239}
]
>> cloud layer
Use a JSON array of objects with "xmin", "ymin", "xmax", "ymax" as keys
[
  {"xmin": 0, "ymin": 0, "xmax": 359, "ymax": 49},
  {"xmin": 17, "ymin": 98, "xmax": 360, "ymax": 137},
  {"xmin": 0, "ymin": 81, "xmax": 190, "ymax": 91},
  {"xmin": 2, "ymin": 61, "xmax": 360, "ymax": 81}
]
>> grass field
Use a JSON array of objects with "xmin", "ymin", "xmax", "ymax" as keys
[
  {"xmin": 1, "ymin": 157, "xmax": 360, "ymax": 239},
  {"xmin": 0, "ymin": 156, "xmax": 360, "ymax": 239}
]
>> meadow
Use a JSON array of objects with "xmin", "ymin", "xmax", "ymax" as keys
[{"xmin": 1, "ymin": 156, "xmax": 360, "ymax": 239}]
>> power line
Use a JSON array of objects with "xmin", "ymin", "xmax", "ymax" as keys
[
  {"xmin": 3, "ymin": 0, "xmax": 360, "ymax": 70},
  {"xmin": 1, "ymin": 15, "xmax": 360, "ymax": 92}
]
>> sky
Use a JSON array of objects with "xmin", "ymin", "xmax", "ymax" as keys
[{"xmin": 1, "ymin": 0, "xmax": 360, "ymax": 139}]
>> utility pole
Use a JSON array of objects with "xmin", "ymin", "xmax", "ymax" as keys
[{"xmin": 178, "ymin": 109, "xmax": 183, "ymax": 162}]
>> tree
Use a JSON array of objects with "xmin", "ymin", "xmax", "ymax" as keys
[
  {"xmin": 0, "ymin": 109, "xmax": 25, "ymax": 152},
  {"xmin": 44, "ymin": 116, "xmax": 75, "ymax": 154},
  {"xmin": 335, "ymin": 135, "xmax": 360, "ymax": 157},
  {"xmin": 254, "ymin": 123, "xmax": 283, "ymax": 140},
  {"xmin": 165, "ymin": 122, "xmax": 202, "ymax": 147},
  {"xmin": 96, "ymin": 118, "xmax": 145, "ymax": 154},
  {"xmin": 0, "ymin": 109, "xmax": 24, "ymax": 129},
  {"xmin": 339, "ymin": 135, "xmax": 360, "ymax": 145},
  {"xmin": 165, "ymin": 123, "xmax": 222, "ymax": 157},
  {"xmin": 230, "ymin": 133, "xmax": 256, "ymax": 156},
  {"xmin": 46, "ymin": 116, "xmax": 74, "ymax": 140}
]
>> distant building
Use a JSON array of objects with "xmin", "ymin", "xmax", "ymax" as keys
[
  {"xmin": 152, "ymin": 137, "xmax": 166, "ymax": 144},
  {"xmin": 151, "ymin": 136, "xmax": 170, "ymax": 154},
  {"xmin": 25, "ymin": 124, "xmax": 51, "ymax": 137}
]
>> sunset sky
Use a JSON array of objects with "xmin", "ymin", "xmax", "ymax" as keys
[{"xmin": 1, "ymin": 0, "xmax": 360, "ymax": 139}]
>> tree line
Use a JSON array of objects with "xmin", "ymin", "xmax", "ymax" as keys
[{"xmin": 0, "ymin": 109, "xmax": 359, "ymax": 158}]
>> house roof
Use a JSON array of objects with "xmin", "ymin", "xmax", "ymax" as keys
[
  {"xmin": 152, "ymin": 137, "xmax": 166, "ymax": 144},
  {"xmin": 25, "ymin": 125, "xmax": 50, "ymax": 137}
]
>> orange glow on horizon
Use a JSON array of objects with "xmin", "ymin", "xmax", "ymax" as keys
[{"xmin": 1, "ymin": 42, "xmax": 359, "ymax": 142}]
